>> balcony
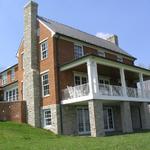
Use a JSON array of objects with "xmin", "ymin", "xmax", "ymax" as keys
[
  {"xmin": 60, "ymin": 56, "xmax": 150, "ymax": 104},
  {"xmin": 62, "ymin": 83, "xmax": 150, "ymax": 103}
]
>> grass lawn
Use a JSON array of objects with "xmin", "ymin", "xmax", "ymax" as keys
[{"xmin": 0, "ymin": 122, "xmax": 150, "ymax": 150}]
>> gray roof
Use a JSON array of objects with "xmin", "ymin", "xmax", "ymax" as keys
[{"xmin": 38, "ymin": 16, "xmax": 135, "ymax": 59}]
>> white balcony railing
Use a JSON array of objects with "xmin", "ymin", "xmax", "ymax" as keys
[
  {"xmin": 62, "ymin": 83, "xmax": 150, "ymax": 101},
  {"xmin": 62, "ymin": 83, "xmax": 89, "ymax": 100},
  {"xmin": 99, "ymin": 84, "xmax": 123, "ymax": 96}
]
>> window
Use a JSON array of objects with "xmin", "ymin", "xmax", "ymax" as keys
[
  {"xmin": 41, "ymin": 73, "xmax": 50, "ymax": 97},
  {"xmin": 74, "ymin": 44, "xmax": 84, "ymax": 59},
  {"xmin": 117, "ymin": 56, "xmax": 123, "ymax": 62},
  {"xmin": 2, "ymin": 73, "xmax": 7, "ymax": 85},
  {"xmin": 41, "ymin": 41, "xmax": 48, "ymax": 60},
  {"xmin": 43, "ymin": 109, "xmax": 52, "ymax": 127},
  {"xmin": 97, "ymin": 51, "xmax": 105, "ymax": 57},
  {"xmin": 11, "ymin": 69, "xmax": 15, "ymax": 81},
  {"xmin": 5, "ymin": 88, "xmax": 18, "ymax": 102},
  {"xmin": 74, "ymin": 73, "xmax": 88, "ymax": 86}
]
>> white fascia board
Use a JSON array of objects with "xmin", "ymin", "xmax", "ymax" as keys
[
  {"xmin": 60, "ymin": 55, "xmax": 150, "ymax": 76},
  {"xmin": 37, "ymin": 19, "xmax": 55, "ymax": 37}
]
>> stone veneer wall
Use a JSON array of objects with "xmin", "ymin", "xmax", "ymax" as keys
[
  {"xmin": 41, "ymin": 104, "xmax": 61, "ymax": 134},
  {"xmin": 121, "ymin": 101, "xmax": 133, "ymax": 133},
  {"xmin": 88, "ymin": 100, "xmax": 105, "ymax": 137},
  {"xmin": 23, "ymin": 1, "xmax": 41, "ymax": 127},
  {"xmin": 62, "ymin": 105, "xmax": 77, "ymax": 135},
  {"xmin": 140, "ymin": 102, "xmax": 150, "ymax": 129}
]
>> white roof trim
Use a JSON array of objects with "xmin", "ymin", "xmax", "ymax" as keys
[{"xmin": 37, "ymin": 18, "xmax": 55, "ymax": 37}]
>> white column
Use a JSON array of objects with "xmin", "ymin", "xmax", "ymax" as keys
[
  {"xmin": 120, "ymin": 68, "xmax": 127, "ymax": 96},
  {"xmin": 87, "ymin": 59, "xmax": 99, "ymax": 97},
  {"xmin": 139, "ymin": 73, "xmax": 145, "ymax": 98}
]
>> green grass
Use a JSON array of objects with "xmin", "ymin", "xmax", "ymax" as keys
[{"xmin": 0, "ymin": 122, "xmax": 150, "ymax": 150}]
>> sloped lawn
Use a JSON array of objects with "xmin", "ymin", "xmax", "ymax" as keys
[{"xmin": 0, "ymin": 122, "xmax": 150, "ymax": 150}]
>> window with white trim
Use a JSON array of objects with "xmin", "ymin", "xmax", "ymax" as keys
[
  {"xmin": 41, "ymin": 40, "xmax": 48, "ymax": 60},
  {"xmin": 41, "ymin": 72, "xmax": 50, "ymax": 97},
  {"xmin": 2, "ymin": 73, "xmax": 7, "ymax": 85},
  {"xmin": 117, "ymin": 56, "xmax": 123, "ymax": 62},
  {"xmin": 43, "ymin": 109, "xmax": 52, "ymax": 127},
  {"xmin": 10, "ymin": 69, "xmax": 15, "ymax": 81},
  {"xmin": 74, "ymin": 44, "xmax": 84, "ymax": 59},
  {"xmin": 74, "ymin": 73, "xmax": 88, "ymax": 86},
  {"xmin": 5, "ymin": 88, "xmax": 18, "ymax": 101}
]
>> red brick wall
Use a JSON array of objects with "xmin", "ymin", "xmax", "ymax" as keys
[
  {"xmin": 0, "ymin": 65, "xmax": 18, "ymax": 87},
  {"xmin": 38, "ymin": 22, "xmax": 59, "ymax": 106},
  {"xmin": 0, "ymin": 101, "xmax": 26, "ymax": 123}
]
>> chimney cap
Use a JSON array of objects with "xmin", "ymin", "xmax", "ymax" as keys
[{"xmin": 24, "ymin": 0, "xmax": 38, "ymax": 8}]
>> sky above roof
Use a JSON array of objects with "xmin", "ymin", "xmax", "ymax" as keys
[{"xmin": 0, "ymin": 0, "xmax": 150, "ymax": 70}]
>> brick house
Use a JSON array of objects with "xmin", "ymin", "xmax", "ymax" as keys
[{"xmin": 0, "ymin": 1, "xmax": 150, "ymax": 137}]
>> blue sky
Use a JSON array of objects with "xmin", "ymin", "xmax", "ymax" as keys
[{"xmin": 0, "ymin": 0, "xmax": 150, "ymax": 70}]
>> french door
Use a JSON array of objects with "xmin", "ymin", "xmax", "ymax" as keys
[
  {"xmin": 103, "ymin": 107, "xmax": 114, "ymax": 131},
  {"xmin": 77, "ymin": 107, "xmax": 90, "ymax": 134},
  {"xmin": 74, "ymin": 74, "xmax": 88, "ymax": 86}
]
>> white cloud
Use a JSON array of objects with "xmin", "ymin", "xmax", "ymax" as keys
[{"xmin": 96, "ymin": 32, "xmax": 113, "ymax": 40}]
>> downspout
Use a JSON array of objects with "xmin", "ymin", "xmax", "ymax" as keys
[{"xmin": 55, "ymin": 34, "xmax": 64, "ymax": 134}]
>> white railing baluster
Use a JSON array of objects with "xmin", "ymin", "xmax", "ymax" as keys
[
  {"xmin": 62, "ymin": 83, "xmax": 89, "ymax": 100},
  {"xmin": 62, "ymin": 83, "xmax": 150, "ymax": 101}
]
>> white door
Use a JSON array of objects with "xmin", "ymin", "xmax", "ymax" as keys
[
  {"xmin": 104, "ymin": 107, "xmax": 114, "ymax": 131},
  {"xmin": 77, "ymin": 107, "xmax": 90, "ymax": 134}
]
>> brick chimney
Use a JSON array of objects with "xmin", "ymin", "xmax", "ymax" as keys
[
  {"xmin": 106, "ymin": 35, "xmax": 119, "ymax": 46},
  {"xmin": 23, "ymin": 1, "xmax": 41, "ymax": 127}
]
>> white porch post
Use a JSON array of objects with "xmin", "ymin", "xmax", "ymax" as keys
[
  {"xmin": 87, "ymin": 59, "xmax": 99, "ymax": 97},
  {"xmin": 139, "ymin": 73, "xmax": 145, "ymax": 98},
  {"xmin": 120, "ymin": 68, "xmax": 127, "ymax": 96}
]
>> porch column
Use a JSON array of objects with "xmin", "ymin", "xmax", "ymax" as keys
[
  {"xmin": 88, "ymin": 100, "xmax": 105, "ymax": 137},
  {"xmin": 120, "ymin": 68, "xmax": 127, "ymax": 96},
  {"xmin": 140, "ymin": 102, "xmax": 150, "ymax": 129},
  {"xmin": 139, "ymin": 73, "xmax": 145, "ymax": 98},
  {"xmin": 87, "ymin": 59, "xmax": 99, "ymax": 97},
  {"xmin": 121, "ymin": 102, "xmax": 133, "ymax": 133}
]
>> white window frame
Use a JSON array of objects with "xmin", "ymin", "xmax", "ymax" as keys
[
  {"xmin": 43, "ymin": 109, "xmax": 52, "ymax": 128},
  {"xmin": 76, "ymin": 107, "xmax": 90, "ymax": 135},
  {"xmin": 10, "ymin": 68, "xmax": 15, "ymax": 81},
  {"xmin": 2, "ymin": 73, "xmax": 7, "ymax": 85},
  {"xmin": 5, "ymin": 88, "xmax": 18, "ymax": 102},
  {"xmin": 40, "ymin": 40, "xmax": 48, "ymax": 60},
  {"xmin": 41, "ymin": 72, "xmax": 50, "ymax": 97},
  {"xmin": 74, "ymin": 44, "xmax": 84, "ymax": 59},
  {"xmin": 104, "ymin": 107, "xmax": 115, "ymax": 132},
  {"xmin": 74, "ymin": 72, "xmax": 88, "ymax": 86},
  {"xmin": 117, "ymin": 55, "xmax": 123, "ymax": 62}
]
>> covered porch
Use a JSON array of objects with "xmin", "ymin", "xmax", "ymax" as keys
[
  {"xmin": 60, "ymin": 55, "xmax": 150, "ymax": 104},
  {"xmin": 61, "ymin": 100, "xmax": 150, "ymax": 137}
]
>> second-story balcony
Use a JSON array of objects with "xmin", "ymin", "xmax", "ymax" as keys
[
  {"xmin": 62, "ymin": 83, "xmax": 150, "ymax": 103},
  {"xmin": 60, "ymin": 55, "xmax": 150, "ymax": 104}
]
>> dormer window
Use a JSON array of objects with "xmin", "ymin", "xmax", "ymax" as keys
[
  {"xmin": 74, "ymin": 44, "xmax": 84, "ymax": 59},
  {"xmin": 41, "ymin": 40, "xmax": 48, "ymax": 60},
  {"xmin": 117, "ymin": 56, "xmax": 123, "ymax": 62},
  {"xmin": 98, "ymin": 50, "xmax": 105, "ymax": 57}
]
